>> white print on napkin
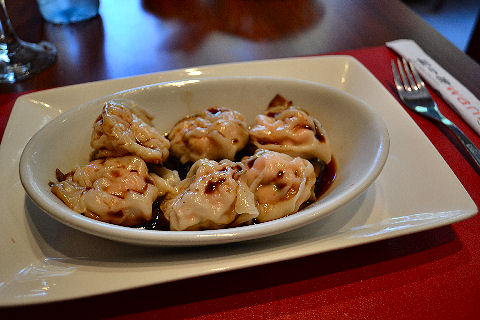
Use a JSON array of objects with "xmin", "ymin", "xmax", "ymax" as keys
[{"xmin": 386, "ymin": 39, "xmax": 480, "ymax": 136}]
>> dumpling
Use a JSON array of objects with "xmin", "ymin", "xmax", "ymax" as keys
[
  {"xmin": 161, "ymin": 159, "xmax": 258, "ymax": 231},
  {"xmin": 242, "ymin": 149, "xmax": 316, "ymax": 222},
  {"xmin": 168, "ymin": 107, "xmax": 249, "ymax": 164},
  {"xmin": 51, "ymin": 156, "xmax": 175, "ymax": 226},
  {"xmin": 91, "ymin": 99, "xmax": 170, "ymax": 165},
  {"xmin": 249, "ymin": 95, "xmax": 332, "ymax": 163}
]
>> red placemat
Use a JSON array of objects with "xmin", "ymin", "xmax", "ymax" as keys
[
  {"xmin": 1, "ymin": 46, "xmax": 479, "ymax": 319},
  {"xmin": 0, "ymin": 92, "xmax": 25, "ymax": 144}
]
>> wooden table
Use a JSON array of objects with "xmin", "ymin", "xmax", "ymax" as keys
[
  {"xmin": 3, "ymin": 0, "xmax": 480, "ymax": 96},
  {"xmin": 2, "ymin": 0, "xmax": 480, "ymax": 318}
]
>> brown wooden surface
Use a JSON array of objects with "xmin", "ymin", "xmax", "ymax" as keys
[
  {"xmin": 2, "ymin": 0, "xmax": 480, "ymax": 96},
  {"xmin": 466, "ymin": 11, "xmax": 480, "ymax": 64}
]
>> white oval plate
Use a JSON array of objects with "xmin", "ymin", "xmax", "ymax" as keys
[{"xmin": 19, "ymin": 76, "xmax": 389, "ymax": 246}]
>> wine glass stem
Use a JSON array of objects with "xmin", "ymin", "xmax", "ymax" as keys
[
  {"xmin": 0, "ymin": 0, "xmax": 20, "ymax": 47},
  {"xmin": 0, "ymin": 1, "xmax": 56, "ymax": 83}
]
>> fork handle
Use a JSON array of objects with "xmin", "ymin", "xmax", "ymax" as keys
[{"xmin": 444, "ymin": 122, "xmax": 480, "ymax": 170}]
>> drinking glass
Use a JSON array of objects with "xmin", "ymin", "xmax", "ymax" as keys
[
  {"xmin": 0, "ymin": 0, "xmax": 56, "ymax": 83},
  {"xmin": 37, "ymin": 0, "xmax": 99, "ymax": 24}
]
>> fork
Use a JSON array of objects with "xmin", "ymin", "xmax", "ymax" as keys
[{"xmin": 392, "ymin": 57, "xmax": 480, "ymax": 171}]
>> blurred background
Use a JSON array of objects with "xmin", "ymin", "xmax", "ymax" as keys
[{"xmin": 403, "ymin": 0, "xmax": 480, "ymax": 51}]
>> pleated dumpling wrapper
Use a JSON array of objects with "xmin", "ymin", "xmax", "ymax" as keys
[
  {"xmin": 242, "ymin": 149, "xmax": 316, "ymax": 222},
  {"xmin": 161, "ymin": 159, "xmax": 258, "ymax": 231},
  {"xmin": 91, "ymin": 99, "xmax": 170, "ymax": 165},
  {"xmin": 51, "ymin": 156, "xmax": 176, "ymax": 226},
  {"xmin": 168, "ymin": 107, "xmax": 249, "ymax": 164},
  {"xmin": 250, "ymin": 95, "xmax": 332, "ymax": 164}
]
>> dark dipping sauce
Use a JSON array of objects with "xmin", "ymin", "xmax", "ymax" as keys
[
  {"xmin": 304, "ymin": 156, "xmax": 336, "ymax": 208},
  {"xmin": 135, "ymin": 153, "xmax": 337, "ymax": 231}
]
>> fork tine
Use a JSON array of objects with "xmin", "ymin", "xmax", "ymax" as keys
[
  {"xmin": 402, "ymin": 58, "xmax": 419, "ymax": 90},
  {"xmin": 391, "ymin": 59, "xmax": 405, "ymax": 93},
  {"xmin": 406, "ymin": 59, "xmax": 425, "ymax": 89},
  {"xmin": 396, "ymin": 58, "xmax": 411, "ymax": 91}
]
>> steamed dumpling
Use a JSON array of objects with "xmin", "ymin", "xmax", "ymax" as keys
[
  {"xmin": 242, "ymin": 149, "xmax": 316, "ymax": 222},
  {"xmin": 168, "ymin": 107, "xmax": 249, "ymax": 164},
  {"xmin": 249, "ymin": 95, "xmax": 332, "ymax": 163},
  {"xmin": 91, "ymin": 99, "xmax": 170, "ymax": 165},
  {"xmin": 161, "ymin": 159, "xmax": 258, "ymax": 231},
  {"xmin": 51, "ymin": 156, "xmax": 175, "ymax": 226}
]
